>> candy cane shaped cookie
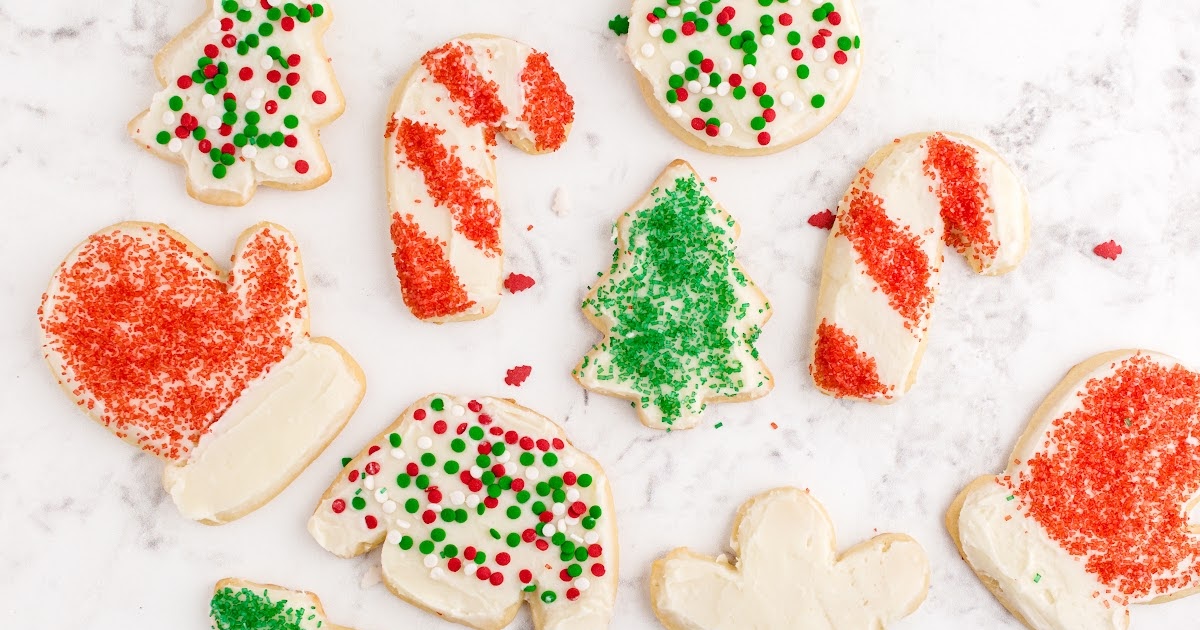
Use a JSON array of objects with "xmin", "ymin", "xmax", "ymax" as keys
[
  {"xmin": 385, "ymin": 36, "xmax": 575, "ymax": 322},
  {"xmin": 309, "ymin": 395, "xmax": 617, "ymax": 630},
  {"xmin": 948, "ymin": 351, "xmax": 1200, "ymax": 630},
  {"xmin": 809, "ymin": 132, "xmax": 1030, "ymax": 402},
  {"xmin": 38, "ymin": 223, "xmax": 365, "ymax": 524}
]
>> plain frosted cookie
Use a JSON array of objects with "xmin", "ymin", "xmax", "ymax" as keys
[
  {"xmin": 210, "ymin": 578, "xmax": 352, "ymax": 630},
  {"xmin": 308, "ymin": 394, "xmax": 617, "ymax": 630},
  {"xmin": 38, "ymin": 223, "xmax": 365, "ymax": 524},
  {"xmin": 386, "ymin": 35, "xmax": 574, "ymax": 322},
  {"xmin": 651, "ymin": 487, "xmax": 929, "ymax": 630},
  {"xmin": 948, "ymin": 350, "xmax": 1200, "ymax": 630},
  {"xmin": 129, "ymin": 0, "xmax": 345, "ymax": 206},
  {"xmin": 574, "ymin": 160, "xmax": 772, "ymax": 430},
  {"xmin": 626, "ymin": 0, "xmax": 863, "ymax": 155},
  {"xmin": 809, "ymin": 132, "xmax": 1030, "ymax": 403}
]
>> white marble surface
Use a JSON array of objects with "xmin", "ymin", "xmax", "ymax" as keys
[{"xmin": 3, "ymin": 0, "xmax": 1200, "ymax": 628}]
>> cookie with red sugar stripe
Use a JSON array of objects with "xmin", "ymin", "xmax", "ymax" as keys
[
  {"xmin": 210, "ymin": 578, "xmax": 354, "ymax": 630},
  {"xmin": 386, "ymin": 35, "xmax": 575, "ymax": 323},
  {"xmin": 38, "ymin": 222, "xmax": 365, "ymax": 524},
  {"xmin": 308, "ymin": 394, "xmax": 617, "ymax": 630},
  {"xmin": 809, "ymin": 132, "xmax": 1030, "ymax": 403},
  {"xmin": 948, "ymin": 350, "xmax": 1200, "ymax": 630},
  {"xmin": 128, "ymin": 0, "xmax": 345, "ymax": 206}
]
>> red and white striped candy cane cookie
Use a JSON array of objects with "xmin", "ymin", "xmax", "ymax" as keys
[
  {"xmin": 809, "ymin": 132, "xmax": 1031, "ymax": 402},
  {"xmin": 385, "ymin": 35, "xmax": 575, "ymax": 322}
]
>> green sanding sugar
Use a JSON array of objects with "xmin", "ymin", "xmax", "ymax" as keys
[
  {"xmin": 581, "ymin": 173, "xmax": 768, "ymax": 425},
  {"xmin": 210, "ymin": 587, "xmax": 323, "ymax": 630}
]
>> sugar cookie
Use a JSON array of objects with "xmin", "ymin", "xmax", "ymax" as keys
[
  {"xmin": 309, "ymin": 394, "xmax": 617, "ymax": 630},
  {"xmin": 652, "ymin": 487, "xmax": 929, "ymax": 630},
  {"xmin": 38, "ymin": 223, "xmax": 365, "ymax": 524},
  {"xmin": 948, "ymin": 350, "xmax": 1200, "ymax": 630},
  {"xmin": 809, "ymin": 132, "xmax": 1030, "ymax": 402},
  {"xmin": 627, "ymin": 0, "xmax": 863, "ymax": 155},
  {"xmin": 210, "ymin": 578, "xmax": 352, "ymax": 630},
  {"xmin": 574, "ymin": 160, "xmax": 772, "ymax": 430},
  {"xmin": 386, "ymin": 35, "xmax": 574, "ymax": 322},
  {"xmin": 129, "ymin": 0, "xmax": 344, "ymax": 206}
]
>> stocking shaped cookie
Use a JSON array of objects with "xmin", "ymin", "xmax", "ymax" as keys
[
  {"xmin": 574, "ymin": 160, "xmax": 772, "ymax": 430},
  {"xmin": 210, "ymin": 578, "xmax": 353, "ymax": 630},
  {"xmin": 386, "ymin": 36, "xmax": 574, "ymax": 322},
  {"xmin": 949, "ymin": 350, "xmax": 1200, "ymax": 630},
  {"xmin": 39, "ymin": 223, "xmax": 365, "ymax": 524},
  {"xmin": 309, "ymin": 395, "xmax": 618, "ymax": 630},
  {"xmin": 652, "ymin": 488, "xmax": 929, "ymax": 630},
  {"xmin": 129, "ymin": 0, "xmax": 344, "ymax": 206},
  {"xmin": 809, "ymin": 132, "xmax": 1030, "ymax": 403}
]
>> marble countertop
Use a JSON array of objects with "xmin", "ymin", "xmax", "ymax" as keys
[{"xmin": 4, "ymin": 0, "xmax": 1200, "ymax": 628}]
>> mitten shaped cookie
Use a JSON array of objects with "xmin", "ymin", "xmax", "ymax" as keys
[
  {"xmin": 386, "ymin": 36, "xmax": 574, "ymax": 322},
  {"xmin": 652, "ymin": 487, "xmax": 928, "ymax": 630},
  {"xmin": 129, "ymin": 0, "xmax": 344, "ymax": 206},
  {"xmin": 210, "ymin": 578, "xmax": 352, "ymax": 630},
  {"xmin": 309, "ymin": 395, "xmax": 617, "ymax": 630},
  {"xmin": 949, "ymin": 350, "xmax": 1200, "ymax": 630},
  {"xmin": 39, "ymin": 223, "xmax": 365, "ymax": 524}
]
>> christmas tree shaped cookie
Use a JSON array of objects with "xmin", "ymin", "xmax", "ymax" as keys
[
  {"xmin": 129, "ymin": 0, "xmax": 345, "ymax": 206},
  {"xmin": 574, "ymin": 160, "xmax": 772, "ymax": 430},
  {"xmin": 210, "ymin": 578, "xmax": 353, "ymax": 629}
]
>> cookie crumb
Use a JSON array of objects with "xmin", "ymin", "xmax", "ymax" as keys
[
  {"xmin": 1094, "ymin": 240, "xmax": 1122, "ymax": 260},
  {"xmin": 608, "ymin": 14, "xmax": 630, "ymax": 36},
  {"xmin": 553, "ymin": 188, "xmax": 571, "ymax": 216},
  {"xmin": 505, "ymin": 365, "xmax": 533, "ymax": 387},
  {"xmin": 808, "ymin": 209, "xmax": 835, "ymax": 230},
  {"xmin": 504, "ymin": 273, "xmax": 536, "ymax": 293},
  {"xmin": 360, "ymin": 565, "xmax": 383, "ymax": 589}
]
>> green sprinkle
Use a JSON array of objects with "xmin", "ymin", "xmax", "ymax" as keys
[
  {"xmin": 714, "ymin": 422, "xmax": 724, "ymax": 429},
  {"xmin": 210, "ymin": 587, "xmax": 324, "ymax": 630},
  {"xmin": 340, "ymin": 457, "xmax": 352, "ymax": 468},
  {"xmin": 608, "ymin": 14, "xmax": 630, "ymax": 36},
  {"xmin": 1033, "ymin": 573, "xmax": 1042, "ymax": 583},
  {"xmin": 1006, "ymin": 494, "xmax": 1015, "ymax": 501}
]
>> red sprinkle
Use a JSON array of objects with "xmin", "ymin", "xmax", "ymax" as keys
[
  {"xmin": 331, "ymin": 499, "xmax": 345, "ymax": 513},
  {"xmin": 390, "ymin": 213, "xmax": 476, "ymax": 321},
  {"xmin": 924, "ymin": 133, "xmax": 1000, "ymax": 261},
  {"xmin": 808, "ymin": 209, "xmax": 835, "ymax": 230},
  {"xmin": 1094, "ymin": 240, "xmax": 1123, "ymax": 260},
  {"xmin": 811, "ymin": 320, "xmax": 889, "ymax": 399},
  {"xmin": 423, "ymin": 41, "xmax": 506, "ymax": 128},
  {"xmin": 312, "ymin": 90, "xmax": 327, "ymax": 105},
  {"xmin": 505, "ymin": 365, "xmax": 533, "ymax": 387},
  {"xmin": 504, "ymin": 273, "xmax": 536, "ymax": 293}
]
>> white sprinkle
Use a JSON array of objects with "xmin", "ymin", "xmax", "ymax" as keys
[
  {"xmin": 167, "ymin": 138, "xmax": 182, "ymax": 153},
  {"xmin": 571, "ymin": 534, "xmax": 585, "ymax": 544},
  {"xmin": 826, "ymin": 68, "xmax": 840, "ymax": 81},
  {"xmin": 391, "ymin": 448, "xmax": 406, "ymax": 459},
  {"xmin": 364, "ymin": 476, "xmax": 375, "ymax": 491},
  {"xmin": 417, "ymin": 436, "xmax": 433, "ymax": 449},
  {"xmin": 430, "ymin": 568, "xmax": 445, "ymax": 580},
  {"xmin": 558, "ymin": 518, "xmax": 569, "ymax": 531},
  {"xmin": 553, "ymin": 187, "xmax": 571, "ymax": 216},
  {"xmin": 423, "ymin": 555, "xmax": 439, "ymax": 569},
  {"xmin": 251, "ymin": 87, "xmax": 266, "ymax": 99},
  {"xmin": 721, "ymin": 57, "xmax": 733, "ymax": 71},
  {"xmin": 207, "ymin": 20, "xmax": 222, "ymax": 33},
  {"xmin": 552, "ymin": 503, "xmax": 566, "ymax": 516},
  {"xmin": 669, "ymin": 60, "xmax": 686, "ymax": 74},
  {"xmin": 762, "ymin": 35, "xmax": 776, "ymax": 48},
  {"xmin": 648, "ymin": 24, "xmax": 663, "ymax": 38},
  {"xmin": 525, "ymin": 467, "xmax": 541, "ymax": 481},
  {"xmin": 374, "ymin": 488, "xmax": 388, "ymax": 503},
  {"xmin": 396, "ymin": 520, "xmax": 411, "ymax": 529},
  {"xmin": 451, "ymin": 491, "xmax": 466, "ymax": 506},
  {"xmin": 201, "ymin": 94, "xmax": 216, "ymax": 109},
  {"xmin": 207, "ymin": 116, "xmax": 222, "ymax": 130},
  {"xmin": 429, "ymin": 504, "xmax": 443, "ymax": 514},
  {"xmin": 575, "ymin": 578, "xmax": 591, "ymax": 591},
  {"xmin": 543, "ymin": 523, "xmax": 557, "ymax": 537},
  {"xmin": 242, "ymin": 145, "xmax": 257, "ymax": 159},
  {"xmin": 466, "ymin": 494, "xmax": 481, "ymax": 508},
  {"xmin": 246, "ymin": 98, "xmax": 261, "ymax": 111},
  {"xmin": 382, "ymin": 500, "xmax": 397, "ymax": 514},
  {"xmin": 814, "ymin": 49, "xmax": 829, "ymax": 62},
  {"xmin": 668, "ymin": 104, "xmax": 683, "ymax": 118},
  {"xmin": 274, "ymin": 155, "xmax": 289, "ymax": 169},
  {"xmin": 452, "ymin": 405, "xmax": 465, "ymax": 417},
  {"xmin": 260, "ymin": 55, "xmax": 274, "ymax": 70},
  {"xmin": 720, "ymin": 122, "xmax": 733, "ymax": 137},
  {"xmin": 562, "ymin": 456, "xmax": 577, "ymax": 467},
  {"xmin": 161, "ymin": 111, "xmax": 176, "ymax": 125},
  {"xmin": 702, "ymin": 86, "xmax": 716, "ymax": 95},
  {"xmin": 565, "ymin": 517, "xmax": 579, "ymax": 527},
  {"xmin": 386, "ymin": 531, "xmax": 401, "ymax": 545},
  {"xmin": 465, "ymin": 563, "xmax": 479, "ymax": 575},
  {"xmin": 567, "ymin": 489, "xmax": 581, "ymax": 502},
  {"xmin": 687, "ymin": 80, "xmax": 701, "ymax": 94},
  {"xmin": 716, "ymin": 83, "xmax": 730, "ymax": 96},
  {"xmin": 666, "ymin": 6, "xmax": 681, "ymax": 16},
  {"xmin": 498, "ymin": 452, "xmax": 512, "ymax": 464},
  {"xmin": 780, "ymin": 91, "xmax": 796, "ymax": 106},
  {"xmin": 585, "ymin": 531, "xmax": 600, "ymax": 544},
  {"xmin": 775, "ymin": 65, "xmax": 788, "ymax": 80},
  {"xmin": 743, "ymin": 65, "xmax": 758, "ymax": 79},
  {"xmin": 471, "ymin": 466, "xmax": 483, "ymax": 478},
  {"xmin": 640, "ymin": 43, "xmax": 656, "ymax": 57}
]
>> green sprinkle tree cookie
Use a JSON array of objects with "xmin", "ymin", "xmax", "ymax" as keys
[
  {"xmin": 574, "ymin": 160, "xmax": 773, "ymax": 430},
  {"xmin": 209, "ymin": 579, "xmax": 352, "ymax": 630}
]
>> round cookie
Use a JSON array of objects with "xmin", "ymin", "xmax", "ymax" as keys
[{"xmin": 626, "ymin": 0, "xmax": 863, "ymax": 155}]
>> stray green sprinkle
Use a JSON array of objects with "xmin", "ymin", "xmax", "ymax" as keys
[
  {"xmin": 1033, "ymin": 573, "xmax": 1042, "ymax": 583},
  {"xmin": 608, "ymin": 14, "xmax": 630, "ymax": 36},
  {"xmin": 714, "ymin": 422, "xmax": 724, "ymax": 429}
]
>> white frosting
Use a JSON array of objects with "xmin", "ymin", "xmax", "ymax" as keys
[
  {"xmin": 654, "ymin": 488, "xmax": 928, "ymax": 630},
  {"xmin": 308, "ymin": 395, "xmax": 616, "ymax": 630},
  {"xmin": 810, "ymin": 133, "xmax": 1028, "ymax": 401},
  {"xmin": 574, "ymin": 161, "xmax": 771, "ymax": 430},
  {"xmin": 627, "ymin": 0, "xmax": 863, "ymax": 152},
  {"xmin": 387, "ymin": 37, "xmax": 571, "ymax": 322},
  {"xmin": 164, "ymin": 339, "xmax": 363, "ymax": 524},
  {"xmin": 130, "ymin": 1, "xmax": 343, "ymax": 204}
]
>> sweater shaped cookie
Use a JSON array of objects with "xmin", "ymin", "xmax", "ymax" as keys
[
  {"xmin": 129, "ymin": 0, "xmax": 344, "ymax": 206},
  {"xmin": 949, "ymin": 350, "xmax": 1200, "ymax": 630},
  {"xmin": 652, "ymin": 488, "xmax": 928, "ymax": 630},
  {"xmin": 309, "ymin": 395, "xmax": 617, "ymax": 630},
  {"xmin": 39, "ymin": 223, "xmax": 364, "ymax": 524}
]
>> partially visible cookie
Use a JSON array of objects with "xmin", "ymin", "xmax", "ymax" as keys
[
  {"xmin": 574, "ymin": 160, "xmax": 772, "ymax": 430},
  {"xmin": 626, "ymin": 0, "xmax": 864, "ymax": 155},
  {"xmin": 210, "ymin": 578, "xmax": 352, "ymax": 630},
  {"xmin": 651, "ymin": 487, "xmax": 929, "ymax": 630},
  {"xmin": 129, "ymin": 0, "xmax": 345, "ymax": 206}
]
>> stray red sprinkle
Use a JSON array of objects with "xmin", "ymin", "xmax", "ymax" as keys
[
  {"xmin": 504, "ymin": 273, "xmax": 536, "ymax": 293},
  {"xmin": 505, "ymin": 365, "xmax": 533, "ymax": 387},
  {"xmin": 1094, "ymin": 240, "xmax": 1123, "ymax": 260},
  {"xmin": 808, "ymin": 209, "xmax": 835, "ymax": 230}
]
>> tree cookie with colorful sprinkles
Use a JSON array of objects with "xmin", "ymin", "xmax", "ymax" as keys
[
  {"xmin": 574, "ymin": 160, "xmax": 772, "ymax": 430},
  {"xmin": 948, "ymin": 350, "xmax": 1200, "ymax": 630},
  {"xmin": 651, "ymin": 487, "xmax": 929, "ymax": 630},
  {"xmin": 210, "ymin": 578, "xmax": 353, "ymax": 630},
  {"xmin": 386, "ymin": 35, "xmax": 575, "ymax": 322},
  {"xmin": 129, "ymin": 0, "xmax": 345, "ymax": 206},
  {"xmin": 809, "ymin": 132, "xmax": 1030, "ymax": 403},
  {"xmin": 308, "ymin": 394, "xmax": 617, "ymax": 630},
  {"xmin": 38, "ymin": 222, "xmax": 365, "ymax": 524},
  {"xmin": 626, "ymin": 0, "xmax": 863, "ymax": 155}
]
